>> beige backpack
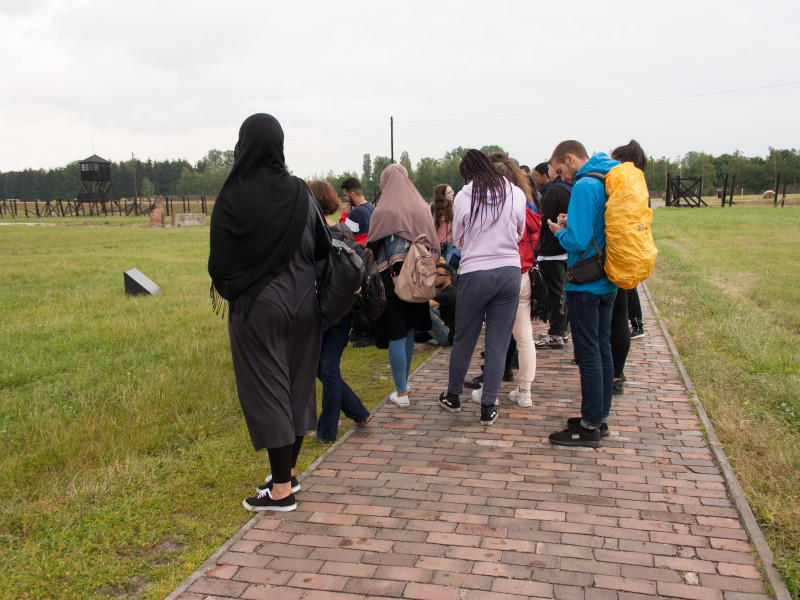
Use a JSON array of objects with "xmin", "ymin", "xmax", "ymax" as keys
[{"xmin": 393, "ymin": 235, "xmax": 438, "ymax": 303}]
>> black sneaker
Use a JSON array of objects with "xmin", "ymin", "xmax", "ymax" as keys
[
  {"xmin": 480, "ymin": 404, "xmax": 498, "ymax": 426},
  {"xmin": 243, "ymin": 489, "xmax": 297, "ymax": 512},
  {"xmin": 502, "ymin": 368, "xmax": 515, "ymax": 382},
  {"xmin": 256, "ymin": 474, "xmax": 300, "ymax": 495},
  {"xmin": 630, "ymin": 325, "xmax": 645, "ymax": 339},
  {"xmin": 567, "ymin": 417, "xmax": 610, "ymax": 437},
  {"xmin": 438, "ymin": 391, "xmax": 462, "ymax": 412},
  {"xmin": 464, "ymin": 366, "xmax": 484, "ymax": 390},
  {"xmin": 535, "ymin": 335, "xmax": 564, "ymax": 349},
  {"xmin": 613, "ymin": 379, "xmax": 624, "ymax": 395},
  {"xmin": 464, "ymin": 376, "xmax": 482, "ymax": 389},
  {"xmin": 549, "ymin": 424, "xmax": 602, "ymax": 447}
]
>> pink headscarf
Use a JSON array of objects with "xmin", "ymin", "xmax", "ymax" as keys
[{"xmin": 367, "ymin": 163, "xmax": 441, "ymax": 261}]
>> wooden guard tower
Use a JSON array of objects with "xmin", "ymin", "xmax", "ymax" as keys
[{"xmin": 77, "ymin": 154, "xmax": 120, "ymax": 215}]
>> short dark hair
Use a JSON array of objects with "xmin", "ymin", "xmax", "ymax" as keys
[
  {"xmin": 551, "ymin": 140, "xmax": 589, "ymax": 164},
  {"xmin": 519, "ymin": 165, "xmax": 530, "ymax": 174},
  {"xmin": 340, "ymin": 177, "xmax": 363, "ymax": 194},
  {"xmin": 611, "ymin": 140, "xmax": 648, "ymax": 173},
  {"xmin": 436, "ymin": 263, "xmax": 454, "ymax": 275},
  {"xmin": 308, "ymin": 180, "xmax": 342, "ymax": 216},
  {"xmin": 534, "ymin": 162, "xmax": 549, "ymax": 176}
]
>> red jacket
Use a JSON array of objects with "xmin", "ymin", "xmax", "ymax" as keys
[{"xmin": 518, "ymin": 206, "xmax": 541, "ymax": 274}]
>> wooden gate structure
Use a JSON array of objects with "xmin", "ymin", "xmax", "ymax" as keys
[{"xmin": 665, "ymin": 174, "xmax": 707, "ymax": 207}]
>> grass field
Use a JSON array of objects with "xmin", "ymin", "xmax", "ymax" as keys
[
  {"xmin": 0, "ymin": 221, "xmax": 432, "ymax": 599},
  {"xmin": 648, "ymin": 204, "xmax": 800, "ymax": 598}
]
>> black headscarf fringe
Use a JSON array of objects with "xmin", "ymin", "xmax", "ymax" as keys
[{"xmin": 210, "ymin": 283, "xmax": 227, "ymax": 319}]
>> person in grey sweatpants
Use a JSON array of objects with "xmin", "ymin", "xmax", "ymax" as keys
[
  {"xmin": 446, "ymin": 266, "xmax": 521, "ymax": 408},
  {"xmin": 436, "ymin": 149, "xmax": 527, "ymax": 425}
]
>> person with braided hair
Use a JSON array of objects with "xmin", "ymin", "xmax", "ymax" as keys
[{"xmin": 437, "ymin": 149, "xmax": 526, "ymax": 426}]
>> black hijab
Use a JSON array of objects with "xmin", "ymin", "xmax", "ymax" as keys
[{"xmin": 208, "ymin": 114, "xmax": 309, "ymax": 315}]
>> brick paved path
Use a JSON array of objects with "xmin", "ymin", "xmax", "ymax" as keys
[{"xmin": 170, "ymin": 288, "xmax": 779, "ymax": 600}]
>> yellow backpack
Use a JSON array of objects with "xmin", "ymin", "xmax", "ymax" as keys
[{"xmin": 581, "ymin": 163, "xmax": 657, "ymax": 289}]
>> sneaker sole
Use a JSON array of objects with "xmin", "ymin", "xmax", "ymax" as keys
[
  {"xmin": 242, "ymin": 499, "xmax": 297, "ymax": 512},
  {"xmin": 390, "ymin": 398, "xmax": 410, "ymax": 406},
  {"xmin": 549, "ymin": 438, "xmax": 602, "ymax": 448},
  {"xmin": 438, "ymin": 400, "xmax": 462, "ymax": 412},
  {"xmin": 631, "ymin": 333, "xmax": 645, "ymax": 339}
]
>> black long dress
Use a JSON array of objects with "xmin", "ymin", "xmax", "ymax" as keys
[{"xmin": 228, "ymin": 195, "xmax": 322, "ymax": 450}]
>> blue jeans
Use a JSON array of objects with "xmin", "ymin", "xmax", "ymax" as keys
[
  {"xmin": 566, "ymin": 290, "xmax": 616, "ymax": 427},
  {"xmin": 316, "ymin": 321, "xmax": 371, "ymax": 442},
  {"xmin": 428, "ymin": 308, "xmax": 451, "ymax": 346},
  {"xmin": 443, "ymin": 244, "xmax": 461, "ymax": 270},
  {"xmin": 388, "ymin": 329, "xmax": 415, "ymax": 393}
]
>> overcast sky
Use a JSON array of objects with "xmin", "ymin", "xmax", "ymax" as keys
[{"xmin": 1, "ymin": 0, "xmax": 798, "ymax": 179}]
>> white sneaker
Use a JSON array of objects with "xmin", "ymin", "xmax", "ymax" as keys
[
  {"xmin": 509, "ymin": 387, "xmax": 532, "ymax": 408},
  {"xmin": 389, "ymin": 390, "xmax": 410, "ymax": 406},
  {"xmin": 471, "ymin": 387, "xmax": 498, "ymax": 406}
]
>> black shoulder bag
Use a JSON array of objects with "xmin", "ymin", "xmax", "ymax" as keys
[
  {"xmin": 566, "ymin": 238, "xmax": 606, "ymax": 285},
  {"xmin": 310, "ymin": 188, "xmax": 364, "ymax": 324}
]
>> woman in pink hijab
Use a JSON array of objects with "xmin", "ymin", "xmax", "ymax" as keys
[{"xmin": 367, "ymin": 164, "xmax": 440, "ymax": 407}]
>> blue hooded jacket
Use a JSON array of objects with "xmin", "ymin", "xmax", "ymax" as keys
[{"xmin": 555, "ymin": 152, "xmax": 619, "ymax": 295}]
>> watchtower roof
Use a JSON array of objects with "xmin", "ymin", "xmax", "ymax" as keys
[{"xmin": 81, "ymin": 154, "xmax": 111, "ymax": 164}]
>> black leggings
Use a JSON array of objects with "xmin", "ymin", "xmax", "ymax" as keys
[
  {"xmin": 627, "ymin": 288, "xmax": 643, "ymax": 324},
  {"xmin": 610, "ymin": 290, "xmax": 630, "ymax": 379},
  {"xmin": 266, "ymin": 436, "xmax": 304, "ymax": 484}
]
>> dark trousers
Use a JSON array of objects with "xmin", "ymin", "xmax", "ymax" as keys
[
  {"xmin": 610, "ymin": 288, "xmax": 631, "ymax": 379},
  {"xmin": 316, "ymin": 320, "xmax": 371, "ymax": 443},
  {"xmin": 538, "ymin": 259, "xmax": 568, "ymax": 337},
  {"xmin": 627, "ymin": 287, "xmax": 643, "ymax": 325},
  {"xmin": 447, "ymin": 267, "xmax": 520, "ymax": 406},
  {"xmin": 567, "ymin": 290, "xmax": 616, "ymax": 427}
]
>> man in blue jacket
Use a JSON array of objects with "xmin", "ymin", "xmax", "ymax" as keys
[{"xmin": 546, "ymin": 140, "xmax": 619, "ymax": 447}]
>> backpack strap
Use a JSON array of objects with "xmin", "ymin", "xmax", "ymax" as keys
[
  {"xmin": 576, "ymin": 238, "xmax": 605, "ymax": 263},
  {"xmin": 551, "ymin": 181, "xmax": 573, "ymax": 194},
  {"xmin": 576, "ymin": 171, "xmax": 606, "ymax": 184}
]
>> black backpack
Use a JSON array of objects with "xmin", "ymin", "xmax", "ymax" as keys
[
  {"xmin": 529, "ymin": 264, "xmax": 550, "ymax": 323},
  {"xmin": 330, "ymin": 225, "xmax": 386, "ymax": 328}
]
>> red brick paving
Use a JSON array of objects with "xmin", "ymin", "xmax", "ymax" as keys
[{"xmin": 169, "ymin": 289, "xmax": 774, "ymax": 600}]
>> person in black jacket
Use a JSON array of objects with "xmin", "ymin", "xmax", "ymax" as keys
[{"xmin": 536, "ymin": 162, "xmax": 572, "ymax": 349}]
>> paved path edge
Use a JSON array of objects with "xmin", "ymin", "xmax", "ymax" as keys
[
  {"xmin": 642, "ymin": 281, "xmax": 792, "ymax": 600},
  {"xmin": 162, "ymin": 345, "xmax": 444, "ymax": 600}
]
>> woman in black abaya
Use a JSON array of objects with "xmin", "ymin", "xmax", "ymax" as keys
[{"xmin": 209, "ymin": 113, "xmax": 324, "ymax": 512}]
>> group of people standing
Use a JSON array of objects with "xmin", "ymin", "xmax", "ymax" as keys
[{"xmin": 209, "ymin": 112, "xmax": 650, "ymax": 513}]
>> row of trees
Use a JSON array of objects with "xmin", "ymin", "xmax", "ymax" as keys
[{"xmin": 1, "ymin": 147, "xmax": 797, "ymax": 202}]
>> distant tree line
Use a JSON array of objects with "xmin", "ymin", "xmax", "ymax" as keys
[
  {"xmin": 0, "ymin": 149, "xmax": 234, "ymax": 202},
  {"xmin": 1, "ymin": 146, "xmax": 797, "ymax": 202}
]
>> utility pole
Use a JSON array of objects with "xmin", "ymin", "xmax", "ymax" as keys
[
  {"xmin": 132, "ymin": 152, "xmax": 139, "ymax": 215},
  {"xmin": 390, "ymin": 116, "xmax": 394, "ymax": 163}
]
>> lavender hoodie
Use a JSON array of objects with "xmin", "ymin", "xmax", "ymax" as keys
[{"xmin": 452, "ymin": 179, "xmax": 526, "ymax": 275}]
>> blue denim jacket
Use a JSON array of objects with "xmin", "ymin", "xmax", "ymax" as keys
[{"xmin": 375, "ymin": 234, "xmax": 411, "ymax": 272}]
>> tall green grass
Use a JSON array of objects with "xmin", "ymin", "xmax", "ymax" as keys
[
  {"xmin": 648, "ymin": 205, "xmax": 800, "ymax": 598},
  {"xmin": 0, "ymin": 223, "xmax": 428, "ymax": 599}
]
